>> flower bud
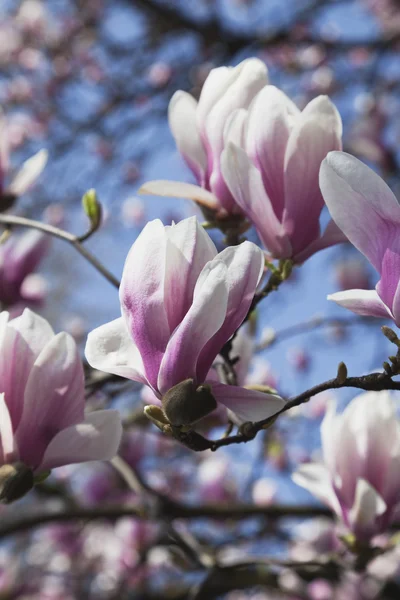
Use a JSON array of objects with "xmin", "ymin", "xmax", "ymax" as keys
[
  {"xmin": 82, "ymin": 188, "xmax": 102, "ymax": 230},
  {"xmin": 162, "ymin": 379, "xmax": 217, "ymax": 427},
  {"xmin": 336, "ymin": 361, "xmax": 348, "ymax": 384},
  {"xmin": 0, "ymin": 462, "xmax": 34, "ymax": 503}
]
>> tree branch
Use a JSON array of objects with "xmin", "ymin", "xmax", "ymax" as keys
[{"xmin": 0, "ymin": 213, "xmax": 120, "ymax": 289}]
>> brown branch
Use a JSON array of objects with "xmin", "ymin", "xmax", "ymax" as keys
[
  {"xmin": 0, "ymin": 502, "xmax": 333, "ymax": 540},
  {"xmin": 131, "ymin": 0, "xmax": 400, "ymax": 55}
]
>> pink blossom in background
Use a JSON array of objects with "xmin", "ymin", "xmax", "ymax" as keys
[
  {"xmin": 293, "ymin": 391, "xmax": 400, "ymax": 543},
  {"xmin": 220, "ymin": 87, "xmax": 344, "ymax": 262},
  {"xmin": 0, "ymin": 309, "xmax": 122, "ymax": 480},
  {"xmin": 320, "ymin": 151, "xmax": 400, "ymax": 325},
  {"xmin": 0, "ymin": 111, "xmax": 47, "ymax": 198},
  {"xmin": 0, "ymin": 230, "xmax": 49, "ymax": 308},
  {"xmin": 140, "ymin": 58, "xmax": 269, "ymax": 218},
  {"xmin": 86, "ymin": 216, "xmax": 285, "ymax": 424},
  {"xmin": 334, "ymin": 257, "xmax": 371, "ymax": 291},
  {"xmin": 197, "ymin": 454, "xmax": 236, "ymax": 503}
]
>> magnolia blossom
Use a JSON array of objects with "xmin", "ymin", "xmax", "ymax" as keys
[
  {"xmin": 320, "ymin": 151, "xmax": 400, "ymax": 325},
  {"xmin": 140, "ymin": 58, "xmax": 269, "ymax": 217},
  {"xmin": 293, "ymin": 391, "xmax": 400, "ymax": 543},
  {"xmin": 0, "ymin": 230, "xmax": 49, "ymax": 307},
  {"xmin": 0, "ymin": 112, "xmax": 47, "ymax": 200},
  {"xmin": 85, "ymin": 217, "xmax": 284, "ymax": 425},
  {"xmin": 220, "ymin": 86, "xmax": 344, "ymax": 262},
  {"xmin": 0, "ymin": 309, "xmax": 122, "ymax": 487}
]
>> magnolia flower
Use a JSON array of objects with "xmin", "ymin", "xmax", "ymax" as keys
[
  {"xmin": 85, "ymin": 217, "xmax": 284, "ymax": 426},
  {"xmin": 140, "ymin": 58, "xmax": 268, "ymax": 218},
  {"xmin": 0, "ymin": 309, "xmax": 122, "ymax": 500},
  {"xmin": 0, "ymin": 112, "xmax": 47, "ymax": 203},
  {"xmin": 0, "ymin": 230, "xmax": 49, "ymax": 307},
  {"xmin": 293, "ymin": 391, "xmax": 400, "ymax": 543},
  {"xmin": 220, "ymin": 87, "xmax": 344, "ymax": 262},
  {"xmin": 320, "ymin": 151, "xmax": 400, "ymax": 325}
]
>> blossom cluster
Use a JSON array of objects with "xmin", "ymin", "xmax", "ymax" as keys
[{"xmin": 1, "ymin": 55, "xmax": 400, "ymax": 568}]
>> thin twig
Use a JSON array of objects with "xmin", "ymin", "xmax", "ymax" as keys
[{"xmin": 0, "ymin": 214, "xmax": 120, "ymax": 288}]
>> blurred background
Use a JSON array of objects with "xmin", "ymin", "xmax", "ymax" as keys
[{"xmin": 1, "ymin": 0, "xmax": 400, "ymax": 598}]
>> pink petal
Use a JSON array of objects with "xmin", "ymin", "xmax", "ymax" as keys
[
  {"xmin": 16, "ymin": 331, "xmax": 85, "ymax": 469},
  {"xmin": 246, "ymin": 85, "xmax": 300, "ymax": 220},
  {"xmin": 203, "ymin": 60, "xmax": 268, "ymax": 213},
  {"xmin": 168, "ymin": 91, "xmax": 207, "ymax": 184},
  {"xmin": 2, "ymin": 309, "xmax": 54, "ymax": 429},
  {"xmin": 8, "ymin": 149, "xmax": 48, "ymax": 196},
  {"xmin": 349, "ymin": 478, "xmax": 386, "ymax": 541},
  {"xmin": 164, "ymin": 217, "xmax": 217, "ymax": 334},
  {"xmin": 157, "ymin": 261, "xmax": 229, "ymax": 393},
  {"xmin": 38, "ymin": 410, "xmax": 123, "ymax": 472},
  {"xmin": 283, "ymin": 96, "xmax": 342, "ymax": 255},
  {"xmin": 120, "ymin": 219, "xmax": 171, "ymax": 388},
  {"xmin": 203, "ymin": 59, "xmax": 268, "ymax": 161},
  {"xmin": 196, "ymin": 64, "xmax": 243, "ymax": 133},
  {"xmin": 0, "ymin": 393, "xmax": 16, "ymax": 464},
  {"xmin": 327, "ymin": 289, "xmax": 393, "ymax": 320},
  {"xmin": 223, "ymin": 108, "xmax": 248, "ymax": 149},
  {"xmin": 292, "ymin": 463, "xmax": 341, "ymax": 515},
  {"xmin": 294, "ymin": 219, "xmax": 347, "ymax": 263},
  {"xmin": 320, "ymin": 151, "xmax": 400, "ymax": 272},
  {"xmin": 4, "ymin": 230, "xmax": 49, "ymax": 290},
  {"xmin": 139, "ymin": 180, "xmax": 220, "ymax": 211},
  {"xmin": 392, "ymin": 278, "xmax": 400, "ymax": 327},
  {"xmin": 376, "ymin": 247, "xmax": 400, "ymax": 317},
  {"xmin": 221, "ymin": 143, "xmax": 292, "ymax": 258},
  {"xmin": 85, "ymin": 317, "xmax": 149, "ymax": 386},
  {"xmin": 196, "ymin": 241, "xmax": 264, "ymax": 382},
  {"xmin": 210, "ymin": 381, "xmax": 284, "ymax": 422}
]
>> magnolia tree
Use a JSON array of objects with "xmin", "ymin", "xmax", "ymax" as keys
[{"xmin": 3, "ymin": 1, "xmax": 400, "ymax": 599}]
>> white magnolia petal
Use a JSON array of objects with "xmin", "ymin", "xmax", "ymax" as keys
[
  {"xmin": 168, "ymin": 91, "xmax": 207, "ymax": 181},
  {"xmin": 9, "ymin": 149, "xmax": 48, "ymax": 196},
  {"xmin": 0, "ymin": 393, "xmax": 16, "ymax": 463},
  {"xmin": 327, "ymin": 289, "xmax": 393, "ymax": 320},
  {"xmin": 349, "ymin": 478, "xmax": 386, "ymax": 538},
  {"xmin": 38, "ymin": 410, "xmax": 123, "ymax": 472},
  {"xmin": 139, "ymin": 180, "xmax": 220, "ymax": 210},
  {"xmin": 164, "ymin": 217, "xmax": 217, "ymax": 333},
  {"xmin": 85, "ymin": 317, "xmax": 148, "ymax": 385},
  {"xmin": 211, "ymin": 382, "xmax": 285, "ymax": 423},
  {"xmin": 292, "ymin": 463, "xmax": 341, "ymax": 514},
  {"xmin": 320, "ymin": 151, "xmax": 400, "ymax": 271}
]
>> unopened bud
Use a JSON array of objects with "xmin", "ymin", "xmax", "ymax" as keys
[
  {"xmin": 382, "ymin": 326, "xmax": 400, "ymax": 347},
  {"xmin": 383, "ymin": 361, "xmax": 392, "ymax": 375},
  {"xmin": 336, "ymin": 362, "xmax": 348, "ymax": 384},
  {"xmin": 82, "ymin": 189, "xmax": 102, "ymax": 230},
  {"xmin": 162, "ymin": 379, "xmax": 217, "ymax": 427},
  {"xmin": 144, "ymin": 405, "xmax": 172, "ymax": 434},
  {"xmin": 0, "ymin": 462, "xmax": 34, "ymax": 503}
]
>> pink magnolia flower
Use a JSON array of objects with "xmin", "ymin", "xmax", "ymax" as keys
[
  {"xmin": 85, "ymin": 217, "xmax": 284, "ymax": 425},
  {"xmin": 0, "ymin": 309, "xmax": 122, "ymax": 481},
  {"xmin": 0, "ymin": 230, "xmax": 49, "ymax": 307},
  {"xmin": 320, "ymin": 151, "xmax": 400, "ymax": 325},
  {"xmin": 293, "ymin": 391, "xmax": 400, "ymax": 543},
  {"xmin": 220, "ymin": 87, "xmax": 345, "ymax": 262},
  {"xmin": 140, "ymin": 58, "xmax": 269, "ymax": 218}
]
